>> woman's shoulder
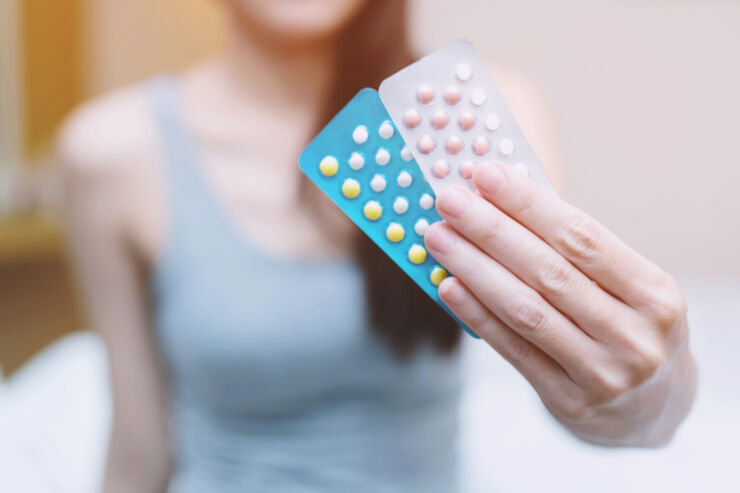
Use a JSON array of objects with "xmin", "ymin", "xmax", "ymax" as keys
[{"xmin": 57, "ymin": 80, "xmax": 161, "ymax": 182}]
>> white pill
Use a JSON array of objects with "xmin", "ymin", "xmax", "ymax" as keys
[
  {"xmin": 471, "ymin": 88, "xmax": 486, "ymax": 106},
  {"xmin": 419, "ymin": 193, "xmax": 434, "ymax": 210},
  {"xmin": 500, "ymin": 138, "xmax": 514, "ymax": 156},
  {"xmin": 400, "ymin": 146, "xmax": 413, "ymax": 161},
  {"xmin": 353, "ymin": 125, "xmax": 368, "ymax": 144},
  {"xmin": 513, "ymin": 162, "xmax": 530, "ymax": 177},
  {"xmin": 456, "ymin": 63, "xmax": 472, "ymax": 81},
  {"xmin": 393, "ymin": 197, "xmax": 409, "ymax": 214},
  {"xmin": 397, "ymin": 171, "xmax": 413, "ymax": 187},
  {"xmin": 348, "ymin": 152, "xmax": 364, "ymax": 170},
  {"xmin": 371, "ymin": 174, "xmax": 386, "ymax": 192},
  {"xmin": 415, "ymin": 218, "xmax": 430, "ymax": 236},
  {"xmin": 378, "ymin": 120, "xmax": 394, "ymax": 139},
  {"xmin": 375, "ymin": 148, "xmax": 391, "ymax": 165},
  {"xmin": 485, "ymin": 113, "xmax": 501, "ymax": 131}
]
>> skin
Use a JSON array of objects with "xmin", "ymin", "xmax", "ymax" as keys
[
  {"xmin": 57, "ymin": 0, "xmax": 693, "ymax": 491},
  {"xmin": 426, "ymin": 162, "xmax": 697, "ymax": 446}
]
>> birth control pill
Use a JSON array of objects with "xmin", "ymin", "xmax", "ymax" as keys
[
  {"xmin": 370, "ymin": 174, "xmax": 387, "ymax": 192},
  {"xmin": 403, "ymin": 109, "xmax": 421, "ymax": 128},
  {"xmin": 513, "ymin": 162, "xmax": 530, "ymax": 177},
  {"xmin": 460, "ymin": 160, "xmax": 475, "ymax": 179},
  {"xmin": 393, "ymin": 197, "xmax": 409, "ymax": 214},
  {"xmin": 348, "ymin": 152, "xmax": 364, "ymax": 170},
  {"xmin": 433, "ymin": 160, "xmax": 450, "ymax": 178},
  {"xmin": 419, "ymin": 193, "xmax": 434, "ymax": 210},
  {"xmin": 416, "ymin": 84, "xmax": 435, "ymax": 104},
  {"xmin": 431, "ymin": 110, "xmax": 449, "ymax": 130},
  {"xmin": 342, "ymin": 178, "xmax": 360, "ymax": 198},
  {"xmin": 408, "ymin": 244, "xmax": 427, "ymax": 264},
  {"xmin": 353, "ymin": 125, "xmax": 368, "ymax": 144},
  {"xmin": 456, "ymin": 63, "xmax": 472, "ymax": 81},
  {"xmin": 319, "ymin": 155, "xmax": 339, "ymax": 176},
  {"xmin": 458, "ymin": 112, "xmax": 476, "ymax": 131},
  {"xmin": 500, "ymin": 138, "xmax": 514, "ymax": 156},
  {"xmin": 444, "ymin": 86, "xmax": 462, "ymax": 105},
  {"xmin": 485, "ymin": 113, "xmax": 501, "ymax": 131},
  {"xmin": 397, "ymin": 171, "xmax": 412, "ymax": 187},
  {"xmin": 472, "ymin": 136, "xmax": 490, "ymax": 156},
  {"xmin": 363, "ymin": 200, "xmax": 382, "ymax": 221},
  {"xmin": 386, "ymin": 222, "xmax": 405, "ymax": 243},
  {"xmin": 418, "ymin": 135, "xmax": 436, "ymax": 154},
  {"xmin": 430, "ymin": 266, "xmax": 448, "ymax": 286},
  {"xmin": 415, "ymin": 218, "xmax": 430, "ymax": 236},
  {"xmin": 400, "ymin": 146, "xmax": 413, "ymax": 161},
  {"xmin": 378, "ymin": 120, "xmax": 394, "ymax": 139},
  {"xmin": 471, "ymin": 88, "xmax": 486, "ymax": 106},
  {"xmin": 376, "ymin": 148, "xmax": 391, "ymax": 165},
  {"xmin": 446, "ymin": 135, "xmax": 463, "ymax": 155}
]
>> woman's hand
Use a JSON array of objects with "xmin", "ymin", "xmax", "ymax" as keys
[{"xmin": 425, "ymin": 161, "xmax": 697, "ymax": 447}]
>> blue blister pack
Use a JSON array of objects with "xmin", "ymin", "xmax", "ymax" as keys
[{"xmin": 299, "ymin": 88, "xmax": 477, "ymax": 338}]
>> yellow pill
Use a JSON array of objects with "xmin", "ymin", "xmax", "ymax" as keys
[
  {"xmin": 342, "ymin": 178, "xmax": 361, "ymax": 199},
  {"xmin": 319, "ymin": 155, "xmax": 339, "ymax": 176},
  {"xmin": 430, "ymin": 266, "xmax": 448, "ymax": 286},
  {"xmin": 408, "ymin": 244, "xmax": 427, "ymax": 264},
  {"xmin": 363, "ymin": 201, "xmax": 382, "ymax": 221},
  {"xmin": 386, "ymin": 222, "xmax": 405, "ymax": 243}
]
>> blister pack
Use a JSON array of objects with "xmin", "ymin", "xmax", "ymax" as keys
[
  {"xmin": 299, "ymin": 88, "xmax": 477, "ymax": 338},
  {"xmin": 379, "ymin": 39, "xmax": 554, "ymax": 195}
]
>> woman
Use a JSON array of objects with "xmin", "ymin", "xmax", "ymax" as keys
[{"xmin": 59, "ymin": 0, "xmax": 697, "ymax": 491}]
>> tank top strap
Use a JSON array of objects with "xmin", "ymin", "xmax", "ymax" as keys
[{"xmin": 146, "ymin": 76, "xmax": 220, "ymax": 238}]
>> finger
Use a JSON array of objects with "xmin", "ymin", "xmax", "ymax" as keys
[
  {"xmin": 438, "ymin": 276, "xmax": 579, "ymax": 398},
  {"xmin": 472, "ymin": 161, "xmax": 668, "ymax": 308},
  {"xmin": 435, "ymin": 184, "xmax": 632, "ymax": 341},
  {"xmin": 425, "ymin": 221, "xmax": 598, "ymax": 381}
]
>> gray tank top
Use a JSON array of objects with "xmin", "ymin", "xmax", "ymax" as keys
[{"xmin": 147, "ymin": 77, "xmax": 462, "ymax": 492}]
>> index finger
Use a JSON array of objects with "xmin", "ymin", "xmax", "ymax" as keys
[{"xmin": 471, "ymin": 161, "xmax": 667, "ymax": 308}]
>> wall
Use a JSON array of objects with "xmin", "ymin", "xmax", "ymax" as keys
[{"xmin": 410, "ymin": 0, "xmax": 740, "ymax": 278}]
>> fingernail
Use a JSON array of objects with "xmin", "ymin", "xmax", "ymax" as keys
[
  {"xmin": 439, "ymin": 278, "xmax": 466, "ymax": 305},
  {"xmin": 475, "ymin": 162, "xmax": 506, "ymax": 194},
  {"xmin": 437, "ymin": 186, "xmax": 471, "ymax": 218},
  {"xmin": 425, "ymin": 223, "xmax": 456, "ymax": 254}
]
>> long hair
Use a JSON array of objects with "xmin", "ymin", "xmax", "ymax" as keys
[{"xmin": 307, "ymin": 0, "xmax": 460, "ymax": 357}]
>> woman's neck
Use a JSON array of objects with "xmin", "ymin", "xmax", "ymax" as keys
[{"xmin": 220, "ymin": 20, "xmax": 335, "ymax": 114}]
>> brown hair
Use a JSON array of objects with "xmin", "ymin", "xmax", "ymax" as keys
[{"xmin": 309, "ymin": 0, "xmax": 460, "ymax": 357}]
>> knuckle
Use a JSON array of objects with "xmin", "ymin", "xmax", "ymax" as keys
[
  {"xmin": 509, "ymin": 296, "xmax": 547, "ymax": 333},
  {"xmin": 536, "ymin": 256, "xmax": 573, "ymax": 297},
  {"xmin": 468, "ymin": 308, "xmax": 494, "ymax": 333},
  {"xmin": 477, "ymin": 211, "xmax": 504, "ymax": 247},
  {"xmin": 556, "ymin": 395, "xmax": 593, "ymax": 422},
  {"xmin": 499, "ymin": 332, "xmax": 532, "ymax": 364},
  {"xmin": 512, "ymin": 187, "xmax": 538, "ymax": 217},
  {"xmin": 559, "ymin": 216, "xmax": 601, "ymax": 263},
  {"xmin": 645, "ymin": 274, "xmax": 687, "ymax": 330},
  {"xmin": 629, "ymin": 344, "xmax": 666, "ymax": 383},
  {"xmin": 593, "ymin": 370, "xmax": 633, "ymax": 403}
]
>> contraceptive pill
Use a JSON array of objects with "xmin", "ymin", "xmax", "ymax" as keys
[
  {"xmin": 299, "ymin": 88, "xmax": 477, "ymax": 338},
  {"xmin": 378, "ymin": 39, "xmax": 554, "ymax": 195}
]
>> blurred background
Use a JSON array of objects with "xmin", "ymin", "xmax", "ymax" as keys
[{"xmin": 0, "ymin": 0, "xmax": 738, "ymax": 491}]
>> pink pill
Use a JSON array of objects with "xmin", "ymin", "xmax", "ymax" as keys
[
  {"xmin": 403, "ymin": 109, "xmax": 421, "ymax": 128},
  {"xmin": 418, "ymin": 134, "xmax": 436, "ymax": 154},
  {"xmin": 431, "ymin": 110, "xmax": 448, "ymax": 129},
  {"xmin": 444, "ymin": 86, "xmax": 462, "ymax": 105},
  {"xmin": 460, "ymin": 160, "xmax": 475, "ymax": 179},
  {"xmin": 433, "ymin": 159, "xmax": 450, "ymax": 178},
  {"xmin": 458, "ymin": 111, "xmax": 476, "ymax": 131},
  {"xmin": 472, "ymin": 136, "xmax": 490, "ymax": 156},
  {"xmin": 416, "ymin": 84, "xmax": 435, "ymax": 104},
  {"xmin": 445, "ymin": 135, "xmax": 463, "ymax": 154}
]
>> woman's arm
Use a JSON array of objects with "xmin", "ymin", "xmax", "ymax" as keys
[{"xmin": 58, "ymin": 100, "xmax": 172, "ymax": 491}]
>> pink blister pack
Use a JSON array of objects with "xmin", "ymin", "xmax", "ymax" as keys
[{"xmin": 379, "ymin": 39, "xmax": 554, "ymax": 195}]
